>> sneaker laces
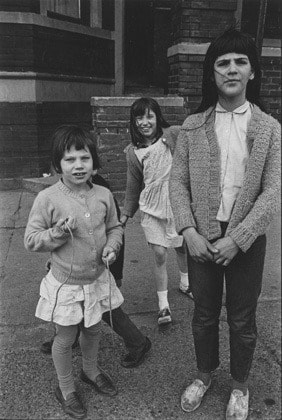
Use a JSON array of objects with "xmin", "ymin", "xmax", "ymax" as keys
[
  {"xmin": 158, "ymin": 307, "xmax": 170, "ymax": 317},
  {"xmin": 186, "ymin": 379, "xmax": 209, "ymax": 400},
  {"xmin": 230, "ymin": 389, "xmax": 248, "ymax": 410}
]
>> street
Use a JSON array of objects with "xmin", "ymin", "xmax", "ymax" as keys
[{"xmin": 0, "ymin": 188, "xmax": 281, "ymax": 420}]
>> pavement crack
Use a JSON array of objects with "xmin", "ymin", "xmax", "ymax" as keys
[
  {"xmin": 0, "ymin": 192, "xmax": 25, "ymax": 278},
  {"xmin": 14, "ymin": 190, "xmax": 23, "ymax": 216}
]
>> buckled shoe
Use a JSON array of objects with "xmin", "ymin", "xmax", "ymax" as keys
[
  {"xmin": 55, "ymin": 387, "xmax": 86, "ymax": 419},
  {"xmin": 80, "ymin": 369, "xmax": 117, "ymax": 396}
]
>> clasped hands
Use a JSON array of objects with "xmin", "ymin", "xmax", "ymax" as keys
[{"xmin": 183, "ymin": 227, "xmax": 239, "ymax": 266}]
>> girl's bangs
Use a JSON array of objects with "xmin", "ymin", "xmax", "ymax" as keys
[
  {"xmin": 211, "ymin": 33, "xmax": 256, "ymax": 61},
  {"xmin": 65, "ymin": 131, "xmax": 88, "ymax": 151},
  {"xmin": 132, "ymin": 102, "xmax": 150, "ymax": 118}
]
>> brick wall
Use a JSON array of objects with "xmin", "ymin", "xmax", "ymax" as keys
[
  {"xmin": 260, "ymin": 56, "xmax": 281, "ymax": 122},
  {"xmin": 169, "ymin": 0, "xmax": 237, "ymax": 113},
  {"xmin": 0, "ymin": 102, "xmax": 92, "ymax": 178},
  {"xmin": 171, "ymin": 0, "xmax": 237, "ymax": 44},
  {"xmin": 0, "ymin": 20, "xmax": 114, "ymax": 179},
  {"xmin": 168, "ymin": 52, "xmax": 204, "ymax": 114},
  {"xmin": 91, "ymin": 97, "xmax": 186, "ymax": 205},
  {"xmin": 168, "ymin": 1, "xmax": 281, "ymax": 119}
]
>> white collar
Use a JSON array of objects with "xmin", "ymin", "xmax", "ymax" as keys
[{"xmin": 215, "ymin": 101, "xmax": 250, "ymax": 114}]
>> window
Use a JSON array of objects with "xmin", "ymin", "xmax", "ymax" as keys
[
  {"xmin": 49, "ymin": 0, "xmax": 81, "ymax": 18},
  {"xmin": 41, "ymin": 0, "xmax": 90, "ymax": 25},
  {"xmin": 241, "ymin": 0, "xmax": 281, "ymax": 39}
]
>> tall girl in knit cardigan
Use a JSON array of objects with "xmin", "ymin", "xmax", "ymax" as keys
[
  {"xmin": 120, "ymin": 97, "xmax": 191, "ymax": 327},
  {"xmin": 169, "ymin": 29, "xmax": 281, "ymax": 420},
  {"xmin": 24, "ymin": 125, "xmax": 124, "ymax": 419}
]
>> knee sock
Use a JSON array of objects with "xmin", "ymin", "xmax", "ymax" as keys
[
  {"xmin": 80, "ymin": 322, "xmax": 101, "ymax": 381},
  {"xmin": 179, "ymin": 271, "xmax": 189, "ymax": 289},
  {"xmin": 52, "ymin": 324, "xmax": 78, "ymax": 399},
  {"xmin": 157, "ymin": 290, "xmax": 169, "ymax": 310}
]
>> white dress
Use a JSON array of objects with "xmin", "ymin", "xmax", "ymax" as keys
[{"xmin": 134, "ymin": 137, "xmax": 183, "ymax": 248}]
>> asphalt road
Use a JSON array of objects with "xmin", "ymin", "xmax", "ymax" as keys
[{"xmin": 0, "ymin": 188, "xmax": 280, "ymax": 420}]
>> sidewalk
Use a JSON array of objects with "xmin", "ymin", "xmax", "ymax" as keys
[{"xmin": 0, "ymin": 181, "xmax": 281, "ymax": 420}]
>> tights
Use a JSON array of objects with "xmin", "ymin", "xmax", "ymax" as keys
[{"xmin": 52, "ymin": 322, "xmax": 101, "ymax": 399}]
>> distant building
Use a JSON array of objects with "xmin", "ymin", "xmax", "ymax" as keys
[{"xmin": 0, "ymin": 0, "xmax": 281, "ymax": 199}]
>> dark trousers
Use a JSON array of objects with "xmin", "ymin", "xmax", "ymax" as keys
[
  {"xmin": 103, "ymin": 238, "xmax": 146, "ymax": 354},
  {"xmin": 102, "ymin": 307, "xmax": 146, "ymax": 354},
  {"xmin": 188, "ymin": 234, "xmax": 266, "ymax": 382},
  {"xmin": 71, "ymin": 306, "xmax": 146, "ymax": 355}
]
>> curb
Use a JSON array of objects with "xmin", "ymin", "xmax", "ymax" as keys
[
  {"xmin": 0, "ymin": 178, "xmax": 23, "ymax": 191},
  {"xmin": 0, "ymin": 176, "xmax": 60, "ymax": 193}
]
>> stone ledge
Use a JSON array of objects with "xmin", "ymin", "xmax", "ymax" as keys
[
  {"xmin": 168, "ymin": 41, "xmax": 281, "ymax": 58},
  {"xmin": 0, "ymin": 178, "xmax": 23, "ymax": 191},
  {"xmin": 0, "ymin": 176, "xmax": 59, "ymax": 192},
  {"xmin": 91, "ymin": 96, "xmax": 184, "ymax": 107}
]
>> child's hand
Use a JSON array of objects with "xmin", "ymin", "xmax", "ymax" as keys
[
  {"xmin": 120, "ymin": 215, "xmax": 128, "ymax": 228},
  {"xmin": 56, "ymin": 216, "xmax": 76, "ymax": 233},
  {"xmin": 102, "ymin": 246, "xmax": 116, "ymax": 266}
]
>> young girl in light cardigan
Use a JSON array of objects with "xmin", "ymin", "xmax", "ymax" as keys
[{"xmin": 24, "ymin": 125, "xmax": 124, "ymax": 419}]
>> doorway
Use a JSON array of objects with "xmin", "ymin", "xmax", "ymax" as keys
[{"xmin": 124, "ymin": 0, "xmax": 172, "ymax": 95}]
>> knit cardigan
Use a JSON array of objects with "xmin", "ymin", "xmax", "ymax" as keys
[
  {"xmin": 169, "ymin": 105, "xmax": 281, "ymax": 252},
  {"xmin": 123, "ymin": 125, "xmax": 181, "ymax": 217},
  {"xmin": 24, "ymin": 180, "xmax": 123, "ymax": 285}
]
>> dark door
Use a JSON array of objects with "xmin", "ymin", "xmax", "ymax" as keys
[{"xmin": 124, "ymin": 0, "xmax": 172, "ymax": 94}]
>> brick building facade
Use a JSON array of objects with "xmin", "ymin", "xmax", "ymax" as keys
[{"xmin": 0, "ymin": 0, "xmax": 281, "ymax": 203}]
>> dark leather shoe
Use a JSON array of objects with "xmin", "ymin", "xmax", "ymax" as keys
[
  {"xmin": 80, "ymin": 369, "xmax": 117, "ymax": 396},
  {"xmin": 179, "ymin": 286, "xmax": 194, "ymax": 300},
  {"xmin": 121, "ymin": 337, "xmax": 151, "ymax": 368},
  {"xmin": 40, "ymin": 340, "xmax": 53, "ymax": 354},
  {"xmin": 55, "ymin": 387, "xmax": 86, "ymax": 419}
]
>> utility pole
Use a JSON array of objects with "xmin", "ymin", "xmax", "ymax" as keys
[{"xmin": 255, "ymin": 0, "xmax": 268, "ymax": 58}]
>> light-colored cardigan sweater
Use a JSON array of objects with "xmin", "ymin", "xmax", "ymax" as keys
[
  {"xmin": 24, "ymin": 180, "xmax": 123, "ymax": 285},
  {"xmin": 123, "ymin": 126, "xmax": 181, "ymax": 217},
  {"xmin": 169, "ymin": 105, "xmax": 281, "ymax": 252}
]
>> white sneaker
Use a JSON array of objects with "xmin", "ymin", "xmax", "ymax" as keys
[
  {"xmin": 157, "ymin": 307, "xmax": 172, "ymax": 325},
  {"xmin": 181, "ymin": 379, "xmax": 211, "ymax": 412},
  {"xmin": 226, "ymin": 389, "xmax": 249, "ymax": 420}
]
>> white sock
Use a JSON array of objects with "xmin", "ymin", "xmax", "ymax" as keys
[
  {"xmin": 157, "ymin": 290, "xmax": 169, "ymax": 310},
  {"xmin": 179, "ymin": 271, "xmax": 189, "ymax": 289}
]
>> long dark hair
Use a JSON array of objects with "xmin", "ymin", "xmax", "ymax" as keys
[
  {"xmin": 130, "ymin": 97, "xmax": 170, "ymax": 147},
  {"xmin": 196, "ymin": 28, "xmax": 265, "ymax": 113}
]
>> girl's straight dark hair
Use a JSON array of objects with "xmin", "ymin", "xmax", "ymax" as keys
[
  {"xmin": 130, "ymin": 97, "xmax": 170, "ymax": 147},
  {"xmin": 51, "ymin": 125, "xmax": 100, "ymax": 173},
  {"xmin": 196, "ymin": 27, "xmax": 266, "ymax": 113}
]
